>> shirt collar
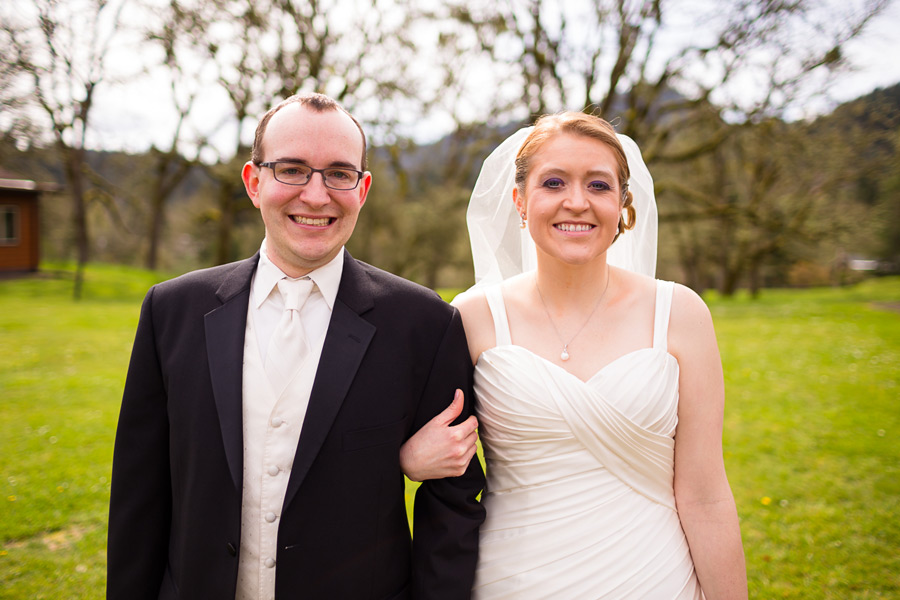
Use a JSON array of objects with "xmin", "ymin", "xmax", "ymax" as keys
[{"xmin": 252, "ymin": 239, "xmax": 344, "ymax": 310}]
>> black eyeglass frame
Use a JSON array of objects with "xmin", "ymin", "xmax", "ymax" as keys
[{"xmin": 258, "ymin": 161, "xmax": 365, "ymax": 191}]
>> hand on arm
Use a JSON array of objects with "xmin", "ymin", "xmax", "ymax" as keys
[
  {"xmin": 400, "ymin": 389, "xmax": 479, "ymax": 481},
  {"xmin": 670, "ymin": 284, "xmax": 748, "ymax": 600},
  {"xmin": 410, "ymin": 308, "xmax": 485, "ymax": 599}
]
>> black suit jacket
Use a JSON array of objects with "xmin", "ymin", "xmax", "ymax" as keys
[{"xmin": 108, "ymin": 250, "xmax": 485, "ymax": 599}]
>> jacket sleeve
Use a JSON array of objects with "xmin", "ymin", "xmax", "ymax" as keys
[
  {"xmin": 410, "ymin": 307, "xmax": 486, "ymax": 599},
  {"xmin": 107, "ymin": 286, "xmax": 171, "ymax": 599}
]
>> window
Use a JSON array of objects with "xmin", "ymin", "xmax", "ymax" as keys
[{"xmin": 0, "ymin": 205, "xmax": 20, "ymax": 245}]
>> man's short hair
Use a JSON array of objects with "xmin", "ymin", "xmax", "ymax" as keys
[{"xmin": 251, "ymin": 93, "xmax": 368, "ymax": 171}]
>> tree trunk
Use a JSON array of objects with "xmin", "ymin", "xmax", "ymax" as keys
[
  {"xmin": 720, "ymin": 261, "xmax": 743, "ymax": 297},
  {"xmin": 424, "ymin": 260, "xmax": 439, "ymax": 291},
  {"xmin": 680, "ymin": 249, "xmax": 704, "ymax": 295},
  {"xmin": 63, "ymin": 146, "xmax": 89, "ymax": 300},
  {"xmin": 215, "ymin": 180, "xmax": 235, "ymax": 265},
  {"xmin": 145, "ymin": 190, "xmax": 165, "ymax": 271},
  {"xmin": 748, "ymin": 257, "xmax": 762, "ymax": 298}
]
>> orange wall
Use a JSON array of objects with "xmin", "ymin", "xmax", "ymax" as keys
[{"xmin": 0, "ymin": 194, "xmax": 40, "ymax": 271}]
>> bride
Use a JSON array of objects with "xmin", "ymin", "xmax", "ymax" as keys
[{"xmin": 400, "ymin": 112, "xmax": 747, "ymax": 599}]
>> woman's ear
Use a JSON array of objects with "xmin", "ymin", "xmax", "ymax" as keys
[{"xmin": 513, "ymin": 187, "xmax": 526, "ymax": 219}]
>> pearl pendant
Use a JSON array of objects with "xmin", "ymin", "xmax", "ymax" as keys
[{"xmin": 561, "ymin": 347, "xmax": 570, "ymax": 361}]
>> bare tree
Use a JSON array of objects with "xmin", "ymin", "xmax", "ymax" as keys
[
  {"xmin": 139, "ymin": 1, "xmax": 214, "ymax": 270},
  {"xmin": 434, "ymin": 0, "xmax": 890, "ymax": 292},
  {"xmin": 438, "ymin": 0, "xmax": 887, "ymax": 144},
  {"xmin": 1, "ymin": 0, "xmax": 126, "ymax": 298},
  {"xmin": 146, "ymin": 0, "xmax": 425, "ymax": 265}
]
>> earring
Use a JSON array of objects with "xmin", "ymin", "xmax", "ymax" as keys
[{"xmin": 519, "ymin": 212, "xmax": 527, "ymax": 229}]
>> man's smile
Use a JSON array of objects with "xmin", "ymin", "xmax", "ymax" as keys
[{"xmin": 290, "ymin": 215, "xmax": 335, "ymax": 226}]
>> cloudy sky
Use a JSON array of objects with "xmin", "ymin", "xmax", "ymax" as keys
[{"xmin": 18, "ymin": 0, "xmax": 900, "ymax": 158}]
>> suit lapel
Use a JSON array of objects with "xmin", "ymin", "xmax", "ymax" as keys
[
  {"xmin": 283, "ymin": 252, "xmax": 376, "ymax": 508},
  {"xmin": 205, "ymin": 254, "xmax": 259, "ymax": 490}
]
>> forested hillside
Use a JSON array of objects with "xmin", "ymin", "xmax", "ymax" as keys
[{"xmin": 2, "ymin": 83, "xmax": 896, "ymax": 292}]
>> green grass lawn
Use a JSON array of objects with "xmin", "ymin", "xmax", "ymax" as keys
[{"xmin": 1, "ymin": 265, "xmax": 898, "ymax": 598}]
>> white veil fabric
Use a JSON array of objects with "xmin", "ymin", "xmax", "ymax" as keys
[{"xmin": 466, "ymin": 127, "xmax": 658, "ymax": 289}]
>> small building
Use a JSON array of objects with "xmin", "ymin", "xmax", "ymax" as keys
[{"xmin": 0, "ymin": 171, "xmax": 55, "ymax": 273}]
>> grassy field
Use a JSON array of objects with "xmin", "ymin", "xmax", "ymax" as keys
[{"xmin": 1, "ymin": 265, "xmax": 898, "ymax": 598}]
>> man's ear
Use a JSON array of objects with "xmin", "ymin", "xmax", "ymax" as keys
[
  {"xmin": 357, "ymin": 171, "xmax": 373, "ymax": 208},
  {"xmin": 242, "ymin": 162, "xmax": 262, "ymax": 208}
]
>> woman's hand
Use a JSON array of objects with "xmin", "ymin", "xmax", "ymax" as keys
[{"xmin": 400, "ymin": 389, "xmax": 479, "ymax": 481}]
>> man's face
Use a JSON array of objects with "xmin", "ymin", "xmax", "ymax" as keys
[{"xmin": 242, "ymin": 103, "xmax": 371, "ymax": 277}]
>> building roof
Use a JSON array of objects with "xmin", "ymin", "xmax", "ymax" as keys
[{"xmin": 0, "ymin": 168, "xmax": 61, "ymax": 192}]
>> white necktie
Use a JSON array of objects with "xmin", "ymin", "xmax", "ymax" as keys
[{"xmin": 265, "ymin": 277, "xmax": 315, "ymax": 394}]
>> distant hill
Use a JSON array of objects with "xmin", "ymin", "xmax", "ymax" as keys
[
  {"xmin": 824, "ymin": 82, "xmax": 900, "ymax": 130},
  {"xmin": 3, "ymin": 81, "xmax": 896, "ymax": 208}
]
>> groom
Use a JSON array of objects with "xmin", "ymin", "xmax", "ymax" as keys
[{"xmin": 107, "ymin": 93, "xmax": 485, "ymax": 599}]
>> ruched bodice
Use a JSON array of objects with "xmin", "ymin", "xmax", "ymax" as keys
[{"xmin": 472, "ymin": 281, "xmax": 704, "ymax": 599}]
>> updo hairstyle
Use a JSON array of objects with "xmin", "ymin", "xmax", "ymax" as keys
[{"xmin": 514, "ymin": 112, "xmax": 636, "ymax": 240}]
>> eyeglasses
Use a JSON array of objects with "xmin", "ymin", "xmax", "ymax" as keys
[{"xmin": 259, "ymin": 161, "xmax": 364, "ymax": 190}]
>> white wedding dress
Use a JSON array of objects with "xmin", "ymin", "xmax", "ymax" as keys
[{"xmin": 472, "ymin": 280, "xmax": 704, "ymax": 599}]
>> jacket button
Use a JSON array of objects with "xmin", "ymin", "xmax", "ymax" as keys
[{"xmin": 227, "ymin": 542, "xmax": 237, "ymax": 556}]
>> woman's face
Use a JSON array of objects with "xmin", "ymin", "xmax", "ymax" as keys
[{"xmin": 517, "ymin": 132, "xmax": 624, "ymax": 267}]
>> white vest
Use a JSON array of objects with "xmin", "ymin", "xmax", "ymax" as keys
[{"xmin": 235, "ymin": 308, "xmax": 325, "ymax": 600}]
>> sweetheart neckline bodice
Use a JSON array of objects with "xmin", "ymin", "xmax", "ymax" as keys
[{"xmin": 476, "ymin": 344, "xmax": 677, "ymax": 385}]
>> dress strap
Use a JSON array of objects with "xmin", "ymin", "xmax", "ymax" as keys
[
  {"xmin": 652, "ymin": 280, "xmax": 675, "ymax": 351},
  {"xmin": 482, "ymin": 284, "xmax": 513, "ymax": 347}
]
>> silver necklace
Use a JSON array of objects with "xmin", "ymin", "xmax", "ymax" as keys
[{"xmin": 535, "ymin": 269, "xmax": 611, "ymax": 361}]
